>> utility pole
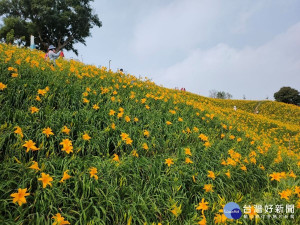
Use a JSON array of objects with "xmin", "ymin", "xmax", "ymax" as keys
[{"xmin": 109, "ymin": 60, "xmax": 111, "ymax": 70}]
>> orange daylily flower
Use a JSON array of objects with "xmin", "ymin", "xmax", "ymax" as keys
[
  {"xmin": 89, "ymin": 167, "xmax": 98, "ymax": 180},
  {"xmin": 196, "ymin": 198, "xmax": 209, "ymax": 212},
  {"xmin": 23, "ymin": 140, "xmax": 40, "ymax": 152},
  {"xmin": 82, "ymin": 133, "xmax": 91, "ymax": 141},
  {"xmin": 38, "ymin": 173, "xmax": 53, "ymax": 188},
  {"xmin": 29, "ymin": 161, "xmax": 40, "ymax": 171},
  {"xmin": 14, "ymin": 126, "xmax": 24, "ymax": 138},
  {"xmin": 165, "ymin": 158, "xmax": 174, "ymax": 167},
  {"xmin": 10, "ymin": 188, "xmax": 30, "ymax": 206},
  {"xmin": 42, "ymin": 127, "xmax": 54, "ymax": 137},
  {"xmin": 52, "ymin": 213, "xmax": 70, "ymax": 225},
  {"xmin": 60, "ymin": 170, "xmax": 71, "ymax": 183}
]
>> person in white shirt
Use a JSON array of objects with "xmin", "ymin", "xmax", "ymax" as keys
[{"xmin": 47, "ymin": 45, "xmax": 61, "ymax": 65}]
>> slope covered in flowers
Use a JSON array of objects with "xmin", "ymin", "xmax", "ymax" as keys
[
  {"xmin": 0, "ymin": 44, "xmax": 299, "ymax": 224},
  {"xmin": 211, "ymin": 98, "xmax": 300, "ymax": 125}
]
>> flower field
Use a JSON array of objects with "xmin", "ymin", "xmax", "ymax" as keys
[{"xmin": 0, "ymin": 44, "xmax": 299, "ymax": 224}]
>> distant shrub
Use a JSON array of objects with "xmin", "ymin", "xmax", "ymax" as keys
[{"xmin": 274, "ymin": 86, "xmax": 300, "ymax": 106}]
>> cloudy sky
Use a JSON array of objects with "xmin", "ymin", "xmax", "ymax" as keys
[{"xmin": 68, "ymin": 0, "xmax": 300, "ymax": 100}]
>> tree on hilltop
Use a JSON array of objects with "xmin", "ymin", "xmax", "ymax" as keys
[
  {"xmin": 0, "ymin": 0, "xmax": 101, "ymax": 55},
  {"xmin": 274, "ymin": 87, "xmax": 300, "ymax": 106},
  {"xmin": 209, "ymin": 89, "xmax": 232, "ymax": 99}
]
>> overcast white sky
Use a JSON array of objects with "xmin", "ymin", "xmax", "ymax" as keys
[{"xmin": 68, "ymin": 0, "xmax": 300, "ymax": 100}]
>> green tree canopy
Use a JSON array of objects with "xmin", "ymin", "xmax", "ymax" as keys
[
  {"xmin": 0, "ymin": 0, "xmax": 101, "ymax": 55},
  {"xmin": 274, "ymin": 86, "xmax": 300, "ymax": 106},
  {"xmin": 209, "ymin": 89, "xmax": 232, "ymax": 99}
]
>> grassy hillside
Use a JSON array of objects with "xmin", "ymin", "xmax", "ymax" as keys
[
  {"xmin": 210, "ymin": 98, "xmax": 300, "ymax": 125},
  {"xmin": 0, "ymin": 44, "xmax": 299, "ymax": 225}
]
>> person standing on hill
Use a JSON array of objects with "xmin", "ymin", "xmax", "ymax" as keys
[
  {"xmin": 60, "ymin": 50, "xmax": 65, "ymax": 58},
  {"xmin": 47, "ymin": 45, "xmax": 61, "ymax": 65}
]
